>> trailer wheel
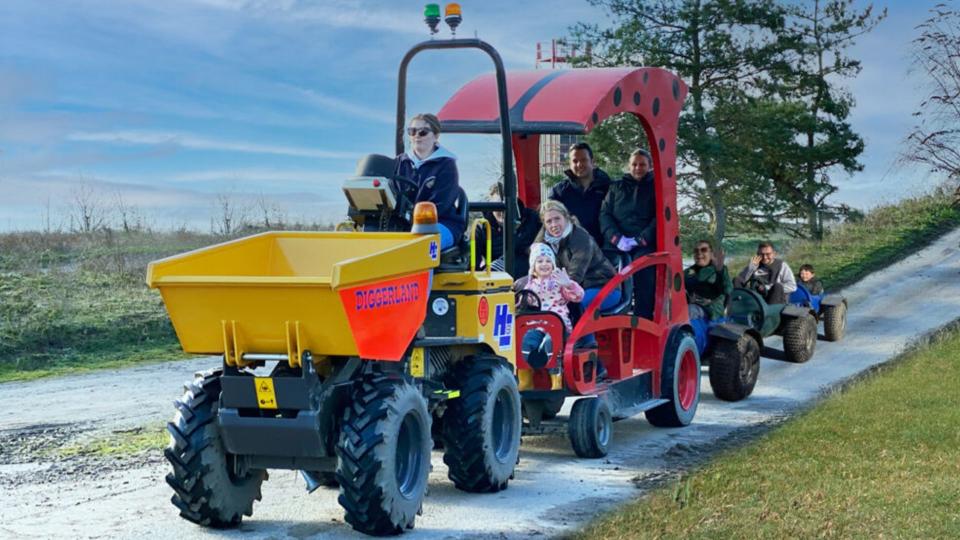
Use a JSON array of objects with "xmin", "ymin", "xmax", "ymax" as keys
[
  {"xmin": 443, "ymin": 357, "xmax": 521, "ymax": 492},
  {"xmin": 568, "ymin": 398, "xmax": 612, "ymax": 458},
  {"xmin": 822, "ymin": 303, "xmax": 846, "ymax": 342},
  {"xmin": 707, "ymin": 334, "xmax": 760, "ymax": 402},
  {"xmin": 783, "ymin": 314, "xmax": 817, "ymax": 363},
  {"xmin": 165, "ymin": 370, "xmax": 265, "ymax": 528},
  {"xmin": 337, "ymin": 374, "xmax": 431, "ymax": 535},
  {"xmin": 646, "ymin": 332, "xmax": 701, "ymax": 427}
]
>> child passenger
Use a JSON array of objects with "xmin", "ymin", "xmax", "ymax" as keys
[
  {"xmin": 523, "ymin": 243, "xmax": 584, "ymax": 332},
  {"xmin": 798, "ymin": 264, "xmax": 824, "ymax": 295}
]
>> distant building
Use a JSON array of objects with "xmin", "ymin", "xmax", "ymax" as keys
[{"xmin": 535, "ymin": 40, "xmax": 588, "ymax": 180}]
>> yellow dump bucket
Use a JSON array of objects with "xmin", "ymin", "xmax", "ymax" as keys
[{"xmin": 147, "ymin": 231, "xmax": 441, "ymax": 362}]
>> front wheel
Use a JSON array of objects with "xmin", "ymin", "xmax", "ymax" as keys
[
  {"xmin": 645, "ymin": 331, "xmax": 701, "ymax": 427},
  {"xmin": 707, "ymin": 333, "xmax": 761, "ymax": 402},
  {"xmin": 337, "ymin": 374, "xmax": 431, "ymax": 536},
  {"xmin": 568, "ymin": 397, "xmax": 612, "ymax": 458},
  {"xmin": 822, "ymin": 303, "xmax": 847, "ymax": 342},
  {"xmin": 782, "ymin": 314, "xmax": 817, "ymax": 363},
  {"xmin": 443, "ymin": 357, "xmax": 522, "ymax": 493},
  {"xmin": 165, "ymin": 370, "xmax": 266, "ymax": 527}
]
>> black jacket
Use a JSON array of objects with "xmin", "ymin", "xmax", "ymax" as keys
[
  {"xmin": 534, "ymin": 224, "xmax": 615, "ymax": 290},
  {"xmin": 475, "ymin": 202, "xmax": 541, "ymax": 276},
  {"xmin": 395, "ymin": 151, "xmax": 465, "ymax": 241},
  {"xmin": 548, "ymin": 168, "xmax": 612, "ymax": 247},
  {"xmin": 599, "ymin": 172, "xmax": 657, "ymax": 250}
]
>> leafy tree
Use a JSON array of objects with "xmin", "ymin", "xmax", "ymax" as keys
[
  {"xmin": 903, "ymin": 3, "xmax": 960, "ymax": 200},
  {"xmin": 571, "ymin": 0, "xmax": 789, "ymax": 244}
]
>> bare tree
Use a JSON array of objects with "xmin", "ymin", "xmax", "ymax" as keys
[
  {"xmin": 904, "ymin": 3, "xmax": 960, "ymax": 199},
  {"xmin": 69, "ymin": 182, "xmax": 108, "ymax": 233},
  {"xmin": 113, "ymin": 191, "xmax": 144, "ymax": 233},
  {"xmin": 254, "ymin": 193, "xmax": 287, "ymax": 229},
  {"xmin": 212, "ymin": 192, "xmax": 250, "ymax": 236}
]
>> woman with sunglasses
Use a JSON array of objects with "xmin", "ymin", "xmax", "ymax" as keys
[
  {"xmin": 395, "ymin": 113, "xmax": 464, "ymax": 250},
  {"xmin": 684, "ymin": 239, "xmax": 733, "ymax": 321}
]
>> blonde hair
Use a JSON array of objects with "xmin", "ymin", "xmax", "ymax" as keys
[
  {"xmin": 539, "ymin": 199, "xmax": 572, "ymax": 221},
  {"xmin": 410, "ymin": 113, "xmax": 441, "ymax": 135}
]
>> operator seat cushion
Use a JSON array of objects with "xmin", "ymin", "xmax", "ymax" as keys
[
  {"xmin": 437, "ymin": 187, "xmax": 470, "ymax": 270},
  {"xmin": 598, "ymin": 253, "xmax": 633, "ymax": 315}
]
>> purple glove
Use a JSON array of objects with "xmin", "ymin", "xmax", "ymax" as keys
[{"xmin": 616, "ymin": 236, "xmax": 639, "ymax": 252}]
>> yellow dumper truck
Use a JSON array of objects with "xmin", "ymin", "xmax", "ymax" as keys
[{"xmin": 147, "ymin": 29, "xmax": 525, "ymax": 536}]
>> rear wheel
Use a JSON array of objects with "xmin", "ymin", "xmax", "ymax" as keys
[
  {"xmin": 165, "ymin": 370, "xmax": 266, "ymax": 528},
  {"xmin": 568, "ymin": 398, "xmax": 612, "ymax": 458},
  {"xmin": 783, "ymin": 314, "xmax": 817, "ymax": 363},
  {"xmin": 443, "ymin": 357, "xmax": 522, "ymax": 493},
  {"xmin": 645, "ymin": 331, "xmax": 701, "ymax": 427},
  {"xmin": 823, "ymin": 303, "xmax": 847, "ymax": 342},
  {"xmin": 337, "ymin": 374, "xmax": 431, "ymax": 535},
  {"xmin": 707, "ymin": 334, "xmax": 761, "ymax": 402}
]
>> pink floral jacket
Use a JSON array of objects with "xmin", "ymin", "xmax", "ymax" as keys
[{"xmin": 523, "ymin": 273, "xmax": 585, "ymax": 331}]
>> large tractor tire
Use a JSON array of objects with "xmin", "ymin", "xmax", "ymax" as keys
[
  {"xmin": 337, "ymin": 373, "xmax": 431, "ymax": 536},
  {"xmin": 443, "ymin": 357, "xmax": 522, "ymax": 493},
  {"xmin": 707, "ymin": 333, "xmax": 761, "ymax": 402},
  {"xmin": 646, "ymin": 331, "xmax": 701, "ymax": 427},
  {"xmin": 165, "ymin": 370, "xmax": 266, "ymax": 528},
  {"xmin": 783, "ymin": 314, "xmax": 817, "ymax": 363},
  {"xmin": 568, "ymin": 397, "xmax": 612, "ymax": 458},
  {"xmin": 822, "ymin": 303, "xmax": 847, "ymax": 342}
]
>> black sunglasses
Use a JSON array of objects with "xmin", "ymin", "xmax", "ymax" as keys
[{"xmin": 407, "ymin": 127, "xmax": 433, "ymax": 137}]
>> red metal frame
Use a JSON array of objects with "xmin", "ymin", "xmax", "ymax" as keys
[{"xmin": 438, "ymin": 67, "xmax": 690, "ymax": 402}]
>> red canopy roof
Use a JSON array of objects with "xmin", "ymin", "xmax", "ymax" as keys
[{"xmin": 437, "ymin": 67, "xmax": 687, "ymax": 135}]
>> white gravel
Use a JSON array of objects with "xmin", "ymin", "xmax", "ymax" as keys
[{"xmin": 2, "ymin": 228, "xmax": 959, "ymax": 539}]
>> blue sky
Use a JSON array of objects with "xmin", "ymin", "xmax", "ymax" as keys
[{"xmin": 0, "ymin": 0, "xmax": 944, "ymax": 231}]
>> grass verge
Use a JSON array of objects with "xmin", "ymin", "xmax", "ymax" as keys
[
  {"xmin": 574, "ymin": 326, "xmax": 960, "ymax": 539},
  {"xmin": 58, "ymin": 423, "xmax": 168, "ymax": 458}
]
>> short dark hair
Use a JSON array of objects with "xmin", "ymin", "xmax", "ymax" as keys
[
  {"xmin": 569, "ymin": 142, "xmax": 594, "ymax": 160},
  {"xmin": 799, "ymin": 264, "xmax": 815, "ymax": 273},
  {"xmin": 696, "ymin": 238, "xmax": 713, "ymax": 250},
  {"xmin": 757, "ymin": 241, "xmax": 775, "ymax": 252},
  {"xmin": 631, "ymin": 148, "xmax": 652, "ymax": 166}
]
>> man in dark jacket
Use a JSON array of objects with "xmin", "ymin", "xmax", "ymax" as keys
[
  {"xmin": 548, "ymin": 142, "xmax": 611, "ymax": 248},
  {"xmin": 685, "ymin": 239, "xmax": 733, "ymax": 321},
  {"xmin": 600, "ymin": 149, "xmax": 657, "ymax": 318},
  {"xmin": 475, "ymin": 182, "xmax": 541, "ymax": 276}
]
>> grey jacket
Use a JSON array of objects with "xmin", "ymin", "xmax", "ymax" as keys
[{"xmin": 737, "ymin": 259, "xmax": 797, "ymax": 294}]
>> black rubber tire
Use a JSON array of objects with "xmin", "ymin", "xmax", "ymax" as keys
[
  {"xmin": 164, "ymin": 370, "xmax": 266, "ymax": 528},
  {"xmin": 645, "ymin": 331, "xmax": 701, "ymax": 427},
  {"xmin": 823, "ymin": 303, "xmax": 847, "ymax": 342},
  {"xmin": 442, "ymin": 357, "xmax": 522, "ymax": 493},
  {"xmin": 337, "ymin": 374, "xmax": 431, "ymax": 536},
  {"xmin": 783, "ymin": 314, "xmax": 817, "ymax": 363},
  {"xmin": 542, "ymin": 395, "xmax": 565, "ymax": 420},
  {"xmin": 568, "ymin": 398, "xmax": 612, "ymax": 458},
  {"xmin": 707, "ymin": 334, "xmax": 761, "ymax": 402}
]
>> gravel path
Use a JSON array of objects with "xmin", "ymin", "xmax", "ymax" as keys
[{"xmin": 2, "ymin": 229, "xmax": 959, "ymax": 539}]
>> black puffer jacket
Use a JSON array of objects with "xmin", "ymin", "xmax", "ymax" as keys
[
  {"xmin": 475, "ymin": 202, "xmax": 541, "ymax": 276},
  {"xmin": 534, "ymin": 223, "xmax": 615, "ymax": 290},
  {"xmin": 599, "ymin": 172, "xmax": 657, "ymax": 250},
  {"xmin": 395, "ymin": 149, "xmax": 465, "ymax": 241},
  {"xmin": 547, "ymin": 168, "xmax": 612, "ymax": 247}
]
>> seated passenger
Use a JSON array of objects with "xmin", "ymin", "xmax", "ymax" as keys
[
  {"xmin": 394, "ymin": 113, "xmax": 464, "ymax": 250},
  {"xmin": 475, "ymin": 182, "xmax": 542, "ymax": 276},
  {"xmin": 534, "ymin": 200, "xmax": 621, "ymax": 312},
  {"xmin": 734, "ymin": 241, "xmax": 796, "ymax": 304},
  {"xmin": 684, "ymin": 239, "xmax": 733, "ymax": 320},
  {"xmin": 600, "ymin": 149, "xmax": 657, "ymax": 318},
  {"xmin": 522, "ymin": 243, "xmax": 584, "ymax": 332},
  {"xmin": 797, "ymin": 264, "xmax": 824, "ymax": 295}
]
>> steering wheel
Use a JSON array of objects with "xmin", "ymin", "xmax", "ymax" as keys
[{"xmin": 515, "ymin": 289, "xmax": 543, "ymax": 313}]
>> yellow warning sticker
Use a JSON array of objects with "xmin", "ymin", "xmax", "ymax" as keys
[
  {"xmin": 254, "ymin": 377, "xmax": 277, "ymax": 409},
  {"xmin": 410, "ymin": 348, "xmax": 425, "ymax": 378}
]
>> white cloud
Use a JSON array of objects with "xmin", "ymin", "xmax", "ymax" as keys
[{"xmin": 69, "ymin": 130, "xmax": 361, "ymax": 159}]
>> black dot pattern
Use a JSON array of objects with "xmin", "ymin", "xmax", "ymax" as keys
[
  {"xmin": 643, "ymin": 72, "xmax": 649, "ymax": 84},
  {"xmin": 665, "ymin": 206, "xmax": 672, "ymax": 221},
  {"xmin": 672, "ymin": 79, "xmax": 680, "ymax": 100},
  {"xmin": 674, "ymin": 235, "xmax": 680, "ymax": 246},
  {"xmin": 633, "ymin": 91, "xmax": 641, "ymax": 105},
  {"xmin": 591, "ymin": 112, "xmax": 598, "ymax": 124},
  {"xmin": 667, "ymin": 167, "xmax": 673, "ymax": 178},
  {"xmin": 652, "ymin": 97, "xmax": 660, "ymax": 116},
  {"xmin": 674, "ymin": 273, "xmax": 682, "ymax": 291},
  {"xmin": 658, "ymin": 138, "xmax": 666, "ymax": 151},
  {"xmin": 613, "ymin": 87, "xmax": 622, "ymax": 106}
]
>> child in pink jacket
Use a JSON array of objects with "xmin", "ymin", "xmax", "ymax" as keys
[{"xmin": 523, "ymin": 243, "xmax": 584, "ymax": 332}]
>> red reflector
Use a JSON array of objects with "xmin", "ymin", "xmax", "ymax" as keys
[{"xmin": 373, "ymin": 179, "xmax": 381, "ymax": 187}]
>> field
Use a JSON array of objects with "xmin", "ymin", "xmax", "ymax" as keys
[
  {"xmin": 575, "ymin": 324, "xmax": 960, "ymax": 539},
  {"xmin": 2, "ymin": 188, "xmax": 958, "ymax": 382}
]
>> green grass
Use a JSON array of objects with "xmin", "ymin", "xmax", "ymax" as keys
[
  {"xmin": 575, "ymin": 328, "xmax": 960, "ymax": 539},
  {"xmin": 58, "ymin": 423, "xmax": 168, "ymax": 458}
]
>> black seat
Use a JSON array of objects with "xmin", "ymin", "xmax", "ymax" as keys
[
  {"xmin": 437, "ymin": 187, "xmax": 470, "ymax": 271},
  {"xmin": 598, "ymin": 253, "xmax": 634, "ymax": 315}
]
